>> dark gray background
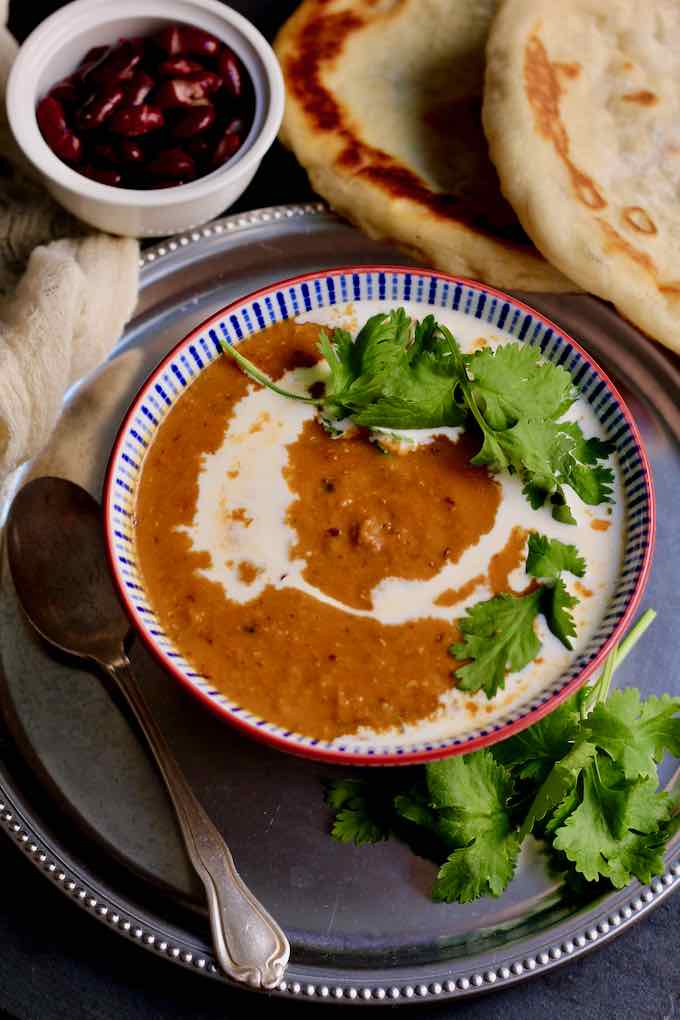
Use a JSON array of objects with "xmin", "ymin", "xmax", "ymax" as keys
[{"xmin": 0, "ymin": 2, "xmax": 677, "ymax": 1018}]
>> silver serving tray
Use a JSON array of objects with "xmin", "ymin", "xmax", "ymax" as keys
[{"xmin": 0, "ymin": 204, "xmax": 678, "ymax": 1006}]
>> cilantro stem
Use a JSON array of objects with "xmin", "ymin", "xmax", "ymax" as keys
[
  {"xmin": 588, "ymin": 644, "xmax": 617, "ymax": 716},
  {"xmin": 613, "ymin": 609, "xmax": 657, "ymax": 670},
  {"xmin": 580, "ymin": 609, "xmax": 657, "ymax": 719},
  {"xmin": 221, "ymin": 341, "xmax": 321, "ymax": 405}
]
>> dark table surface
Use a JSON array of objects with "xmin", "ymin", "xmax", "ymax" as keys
[{"xmin": 1, "ymin": 2, "xmax": 678, "ymax": 1018}]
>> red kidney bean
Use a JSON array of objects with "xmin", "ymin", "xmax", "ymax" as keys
[
  {"xmin": 126, "ymin": 70, "xmax": 154, "ymax": 106},
  {"xmin": 109, "ymin": 104, "xmax": 164, "ymax": 135},
  {"xmin": 154, "ymin": 25, "xmax": 183, "ymax": 54},
  {"xmin": 154, "ymin": 73, "xmax": 220, "ymax": 109},
  {"xmin": 76, "ymin": 84, "xmax": 125, "ymax": 129},
  {"xmin": 119, "ymin": 139, "xmax": 145, "ymax": 163},
  {"xmin": 155, "ymin": 25, "xmax": 220, "ymax": 58},
  {"xmin": 82, "ymin": 165, "xmax": 123, "ymax": 186},
  {"xmin": 153, "ymin": 79, "xmax": 202, "ymax": 109},
  {"xmin": 146, "ymin": 146, "xmax": 195, "ymax": 179},
  {"xmin": 54, "ymin": 130, "xmax": 83, "ymax": 165},
  {"xmin": 181, "ymin": 27, "xmax": 221, "ymax": 57},
  {"xmin": 80, "ymin": 44, "xmax": 110, "ymax": 67},
  {"xmin": 210, "ymin": 126, "xmax": 242, "ymax": 167},
  {"xmin": 87, "ymin": 40, "xmax": 143, "ymax": 88},
  {"xmin": 217, "ymin": 47, "xmax": 243, "ymax": 98},
  {"xmin": 158, "ymin": 57, "xmax": 204, "ymax": 78},
  {"xmin": 37, "ymin": 95, "xmax": 67, "ymax": 138},
  {"xmin": 37, "ymin": 97, "xmax": 84, "ymax": 164},
  {"xmin": 185, "ymin": 135, "xmax": 211, "ymax": 160},
  {"xmin": 73, "ymin": 59, "xmax": 99, "ymax": 86},
  {"xmin": 91, "ymin": 141, "xmax": 119, "ymax": 164},
  {"xmin": 48, "ymin": 75, "xmax": 80, "ymax": 106},
  {"xmin": 171, "ymin": 104, "xmax": 215, "ymax": 139},
  {"xmin": 191, "ymin": 70, "xmax": 221, "ymax": 93},
  {"xmin": 225, "ymin": 115, "xmax": 244, "ymax": 135}
]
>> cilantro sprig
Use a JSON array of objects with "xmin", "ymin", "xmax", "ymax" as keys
[
  {"xmin": 325, "ymin": 611, "xmax": 679, "ymax": 904},
  {"xmin": 450, "ymin": 534, "xmax": 587, "ymax": 698},
  {"xmin": 222, "ymin": 309, "xmax": 615, "ymax": 522}
]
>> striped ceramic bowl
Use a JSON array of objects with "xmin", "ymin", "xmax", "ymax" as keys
[{"xmin": 104, "ymin": 267, "xmax": 655, "ymax": 765}]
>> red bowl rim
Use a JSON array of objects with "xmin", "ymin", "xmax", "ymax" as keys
[{"xmin": 103, "ymin": 265, "xmax": 656, "ymax": 767}]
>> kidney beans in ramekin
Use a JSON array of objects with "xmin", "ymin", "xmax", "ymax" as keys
[{"xmin": 35, "ymin": 23, "xmax": 254, "ymax": 190}]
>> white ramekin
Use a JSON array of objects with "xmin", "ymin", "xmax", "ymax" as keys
[{"xmin": 6, "ymin": 0, "xmax": 284, "ymax": 237}]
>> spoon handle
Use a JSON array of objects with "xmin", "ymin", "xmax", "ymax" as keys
[{"xmin": 105, "ymin": 654, "xmax": 290, "ymax": 989}]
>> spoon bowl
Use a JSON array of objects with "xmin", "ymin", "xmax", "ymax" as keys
[{"xmin": 7, "ymin": 477, "xmax": 129, "ymax": 665}]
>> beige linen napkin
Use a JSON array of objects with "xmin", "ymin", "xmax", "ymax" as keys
[{"xmin": 0, "ymin": 1, "xmax": 139, "ymax": 478}]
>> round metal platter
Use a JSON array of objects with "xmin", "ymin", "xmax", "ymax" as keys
[{"xmin": 0, "ymin": 204, "xmax": 678, "ymax": 1005}]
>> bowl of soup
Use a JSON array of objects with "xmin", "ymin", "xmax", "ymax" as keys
[{"xmin": 104, "ymin": 267, "xmax": 654, "ymax": 764}]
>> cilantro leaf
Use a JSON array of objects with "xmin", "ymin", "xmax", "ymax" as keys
[
  {"xmin": 325, "ymin": 779, "xmax": 391, "ymax": 846},
  {"xmin": 349, "ymin": 315, "xmax": 467, "ymax": 429},
  {"xmin": 545, "ymin": 785, "xmax": 581, "ymax": 835},
  {"xmin": 466, "ymin": 343, "xmax": 576, "ymax": 429},
  {"xmin": 426, "ymin": 753, "xmax": 520, "ymax": 902},
  {"xmin": 471, "ymin": 416, "xmax": 613, "ymax": 524},
  {"xmin": 518, "ymin": 741, "xmax": 597, "ymax": 840},
  {"xmin": 526, "ymin": 533, "xmax": 586, "ymax": 581},
  {"xmin": 581, "ymin": 689, "xmax": 680, "ymax": 780},
  {"xmin": 393, "ymin": 790, "xmax": 438, "ymax": 832},
  {"xmin": 542, "ymin": 579, "xmax": 579, "ymax": 649},
  {"xmin": 451, "ymin": 589, "xmax": 542, "ymax": 698},
  {"xmin": 492, "ymin": 697, "xmax": 581, "ymax": 781},
  {"xmin": 557, "ymin": 423, "xmax": 616, "ymax": 506},
  {"xmin": 317, "ymin": 328, "xmax": 357, "ymax": 419},
  {"xmin": 523, "ymin": 534, "xmax": 586, "ymax": 649},
  {"xmin": 339, "ymin": 310, "xmax": 412, "ymax": 410},
  {"xmin": 552, "ymin": 760, "xmax": 672, "ymax": 887}
]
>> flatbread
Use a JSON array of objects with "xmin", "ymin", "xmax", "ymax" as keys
[
  {"xmin": 483, "ymin": 0, "xmax": 680, "ymax": 354},
  {"xmin": 274, "ymin": 0, "xmax": 574, "ymax": 292}
]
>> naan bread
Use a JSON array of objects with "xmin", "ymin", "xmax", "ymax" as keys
[
  {"xmin": 275, "ymin": 0, "xmax": 574, "ymax": 292},
  {"xmin": 484, "ymin": 0, "xmax": 680, "ymax": 353}
]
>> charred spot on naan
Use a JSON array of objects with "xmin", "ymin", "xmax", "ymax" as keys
[
  {"xmin": 523, "ymin": 32, "xmax": 606, "ymax": 211},
  {"xmin": 597, "ymin": 220, "xmax": 657, "ymax": 274},
  {"xmin": 622, "ymin": 90, "xmax": 658, "ymax": 106},
  {"xmin": 554, "ymin": 62, "xmax": 581, "ymax": 79},
  {"xmin": 597, "ymin": 220, "xmax": 680, "ymax": 303},
  {"xmin": 622, "ymin": 207, "xmax": 657, "ymax": 236}
]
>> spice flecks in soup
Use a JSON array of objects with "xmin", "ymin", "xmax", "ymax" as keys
[
  {"xmin": 285, "ymin": 423, "xmax": 500, "ymax": 610},
  {"xmin": 134, "ymin": 311, "xmax": 625, "ymax": 744}
]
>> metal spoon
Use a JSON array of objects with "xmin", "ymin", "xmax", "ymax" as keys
[{"xmin": 6, "ymin": 475, "xmax": 289, "ymax": 990}]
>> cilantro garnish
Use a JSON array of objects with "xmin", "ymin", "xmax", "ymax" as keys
[
  {"xmin": 551, "ymin": 759, "xmax": 672, "ymax": 887},
  {"xmin": 581, "ymin": 689, "xmax": 680, "ymax": 780},
  {"xmin": 450, "ymin": 533, "xmax": 587, "ymax": 697},
  {"xmin": 324, "ymin": 778, "xmax": 391, "ymax": 846},
  {"xmin": 451, "ymin": 589, "xmax": 542, "ymax": 698},
  {"xmin": 465, "ymin": 342, "xmax": 576, "ymax": 428},
  {"xmin": 221, "ymin": 309, "xmax": 615, "ymax": 521},
  {"xmin": 518, "ymin": 740, "xmax": 598, "ymax": 841},
  {"xmin": 324, "ymin": 611, "xmax": 679, "ymax": 906},
  {"xmin": 525, "ymin": 533, "xmax": 586, "ymax": 580},
  {"xmin": 524, "ymin": 533, "xmax": 586, "ymax": 649},
  {"xmin": 492, "ymin": 698, "xmax": 581, "ymax": 782},
  {"xmin": 542, "ymin": 579, "xmax": 579, "ymax": 649},
  {"xmin": 427, "ymin": 754, "xmax": 521, "ymax": 902}
]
